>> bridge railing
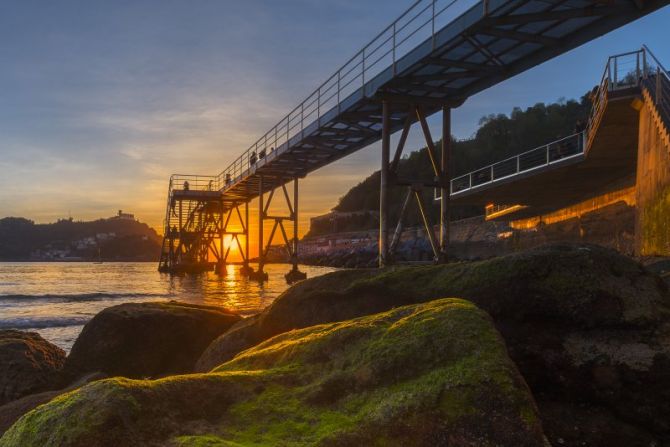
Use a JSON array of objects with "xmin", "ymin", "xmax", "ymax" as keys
[
  {"xmin": 214, "ymin": 0, "xmax": 481, "ymax": 191},
  {"xmin": 450, "ymin": 132, "xmax": 585, "ymax": 196},
  {"xmin": 642, "ymin": 45, "xmax": 670, "ymax": 126},
  {"xmin": 169, "ymin": 174, "xmax": 221, "ymax": 193}
]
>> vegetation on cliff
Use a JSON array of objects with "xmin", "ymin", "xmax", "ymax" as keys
[
  {"xmin": 0, "ymin": 299, "xmax": 545, "ymax": 447},
  {"xmin": 0, "ymin": 216, "xmax": 161, "ymax": 261}
]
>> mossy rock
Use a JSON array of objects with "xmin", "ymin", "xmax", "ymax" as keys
[
  {"xmin": 0, "ymin": 330, "xmax": 66, "ymax": 406},
  {"xmin": 65, "ymin": 301, "xmax": 242, "ymax": 379},
  {"xmin": 1, "ymin": 299, "xmax": 546, "ymax": 446},
  {"xmin": 197, "ymin": 244, "xmax": 669, "ymax": 372},
  {"xmin": 195, "ymin": 244, "xmax": 670, "ymax": 444}
]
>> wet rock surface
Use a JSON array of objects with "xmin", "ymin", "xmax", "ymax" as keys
[
  {"xmin": 1, "ymin": 299, "xmax": 546, "ymax": 447},
  {"xmin": 0, "ymin": 330, "xmax": 66, "ymax": 406},
  {"xmin": 0, "ymin": 372, "xmax": 105, "ymax": 436},
  {"xmin": 65, "ymin": 301, "xmax": 242, "ymax": 379},
  {"xmin": 198, "ymin": 243, "xmax": 670, "ymax": 445}
]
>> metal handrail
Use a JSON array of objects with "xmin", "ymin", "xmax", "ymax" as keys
[
  {"xmin": 450, "ymin": 132, "xmax": 585, "ymax": 195},
  {"xmin": 449, "ymin": 46, "xmax": 669, "ymax": 199},
  {"xmin": 213, "ymin": 0, "xmax": 481, "ymax": 191}
]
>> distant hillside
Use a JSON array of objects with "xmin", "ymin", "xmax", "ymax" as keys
[
  {"xmin": 306, "ymin": 95, "xmax": 591, "ymax": 237},
  {"xmin": 0, "ymin": 214, "xmax": 162, "ymax": 261}
]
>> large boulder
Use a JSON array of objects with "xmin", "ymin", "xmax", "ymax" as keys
[
  {"xmin": 196, "ymin": 243, "xmax": 670, "ymax": 445},
  {"xmin": 1, "ymin": 299, "xmax": 547, "ymax": 446},
  {"xmin": 65, "ymin": 301, "xmax": 241, "ymax": 379},
  {"xmin": 197, "ymin": 244, "xmax": 667, "ymax": 371},
  {"xmin": 0, "ymin": 331, "xmax": 65, "ymax": 406}
]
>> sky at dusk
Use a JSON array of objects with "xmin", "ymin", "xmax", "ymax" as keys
[{"xmin": 1, "ymin": 0, "xmax": 669, "ymax": 233}]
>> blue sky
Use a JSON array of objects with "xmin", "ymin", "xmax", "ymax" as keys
[{"xmin": 0, "ymin": 1, "xmax": 669, "ymax": 230}]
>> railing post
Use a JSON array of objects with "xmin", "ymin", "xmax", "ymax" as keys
[
  {"xmin": 301, "ymin": 103, "xmax": 304, "ymax": 138},
  {"xmin": 362, "ymin": 51, "xmax": 366, "ymax": 89},
  {"xmin": 392, "ymin": 22, "xmax": 397, "ymax": 76},
  {"xmin": 431, "ymin": 0, "xmax": 436, "ymax": 50},
  {"xmin": 658, "ymin": 67, "xmax": 662, "ymax": 106},
  {"xmin": 337, "ymin": 71, "xmax": 341, "ymax": 113},
  {"xmin": 546, "ymin": 145, "xmax": 550, "ymax": 165},
  {"xmin": 636, "ymin": 51, "xmax": 640, "ymax": 85}
]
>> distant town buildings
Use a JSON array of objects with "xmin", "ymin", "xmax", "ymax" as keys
[{"xmin": 114, "ymin": 210, "xmax": 135, "ymax": 220}]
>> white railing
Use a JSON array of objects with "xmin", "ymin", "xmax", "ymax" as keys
[
  {"xmin": 213, "ymin": 0, "xmax": 481, "ymax": 191},
  {"xmin": 450, "ymin": 132, "xmax": 585, "ymax": 195}
]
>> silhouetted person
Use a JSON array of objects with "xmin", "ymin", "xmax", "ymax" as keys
[
  {"xmin": 225, "ymin": 173, "xmax": 231, "ymax": 185},
  {"xmin": 259, "ymin": 148, "xmax": 266, "ymax": 159},
  {"xmin": 183, "ymin": 180, "xmax": 189, "ymax": 191},
  {"xmin": 208, "ymin": 180, "xmax": 213, "ymax": 191},
  {"xmin": 250, "ymin": 151, "xmax": 257, "ymax": 166}
]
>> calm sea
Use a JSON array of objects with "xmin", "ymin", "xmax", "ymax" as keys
[{"xmin": 0, "ymin": 262, "xmax": 338, "ymax": 352}]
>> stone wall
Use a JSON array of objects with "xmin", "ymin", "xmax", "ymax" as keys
[{"xmin": 635, "ymin": 93, "xmax": 670, "ymax": 256}]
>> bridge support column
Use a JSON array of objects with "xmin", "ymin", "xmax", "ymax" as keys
[
  {"xmin": 439, "ymin": 106, "xmax": 451, "ymax": 262},
  {"xmin": 249, "ymin": 176, "xmax": 269, "ymax": 281},
  {"xmin": 285, "ymin": 178, "xmax": 306, "ymax": 284},
  {"xmin": 250, "ymin": 176, "xmax": 305, "ymax": 284},
  {"xmin": 239, "ymin": 201, "xmax": 253, "ymax": 276},
  {"xmin": 379, "ymin": 100, "xmax": 391, "ymax": 267}
]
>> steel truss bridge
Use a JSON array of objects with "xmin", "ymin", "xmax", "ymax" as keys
[{"xmin": 158, "ymin": 0, "xmax": 670, "ymax": 280}]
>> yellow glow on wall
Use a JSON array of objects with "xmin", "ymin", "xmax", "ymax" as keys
[{"xmin": 510, "ymin": 187, "xmax": 636, "ymax": 230}]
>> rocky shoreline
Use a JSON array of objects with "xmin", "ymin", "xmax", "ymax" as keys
[{"xmin": 1, "ymin": 244, "xmax": 670, "ymax": 446}]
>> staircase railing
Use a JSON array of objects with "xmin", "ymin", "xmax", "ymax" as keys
[
  {"xmin": 450, "ymin": 131, "xmax": 585, "ymax": 196},
  {"xmin": 642, "ymin": 45, "xmax": 670, "ymax": 130}
]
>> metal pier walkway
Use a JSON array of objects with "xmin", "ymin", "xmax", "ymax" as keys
[{"xmin": 159, "ymin": 0, "xmax": 670, "ymax": 278}]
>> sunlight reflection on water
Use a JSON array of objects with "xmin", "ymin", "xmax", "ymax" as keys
[{"xmin": 0, "ymin": 262, "xmax": 339, "ymax": 352}]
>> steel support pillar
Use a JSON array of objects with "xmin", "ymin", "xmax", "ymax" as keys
[
  {"xmin": 249, "ymin": 176, "xmax": 269, "ymax": 281},
  {"xmin": 285, "ymin": 178, "xmax": 306, "ymax": 284},
  {"xmin": 379, "ymin": 100, "xmax": 391, "ymax": 267},
  {"xmin": 250, "ymin": 177, "xmax": 305, "ymax": 283},
  {"xmin": 439, "ymin": 106, "xmax": 451, "ymax": 262},
  {"xmin": 239, "ymin": 201, "xmax": 253, "ymax": 276}
]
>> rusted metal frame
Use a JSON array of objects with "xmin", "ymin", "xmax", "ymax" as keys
[
  {"xmin": 464, "ymin": 35, "xmax": 505, "ymax": 67},
  {"xmin": 415, "ymin": 106, "xmax": 441, "ymax": 179},
  {"xmin": 390, "ymin": 106, "xmax": 414, "ymax": 174},
  {"xmin": 262, "ymin": 219, "xmax": 280, "ymax": 259},
  {"xmin": 389, "ymin": 186, "xmax": 413, "ymax": 255},
  {"xmin": 281, "ymin": 183, "xmax": 295, "ymax": 218},
  {"xmin": 235, "ymin": 205, "xmax": 247, "ymax": 233},
  {"xmin": 278, "ymin": 220, "xmax": 294, "ymax": 258},
  {"xmin": 413, "ymin": 188, "xmax": 440, "ymax": 261}
]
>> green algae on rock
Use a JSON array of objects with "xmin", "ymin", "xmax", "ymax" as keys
[
  {"xmin": 196, "ymin": 244, "xmax": 668, "ymax": 372},
  {"xmin": 0, "ymin": 299, "xmax": 546, "ymax": 447}
]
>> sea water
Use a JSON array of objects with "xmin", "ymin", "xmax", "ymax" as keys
[{"xmin": 0, "ymin": 262, "xmax": 338, "ymax": 352}]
